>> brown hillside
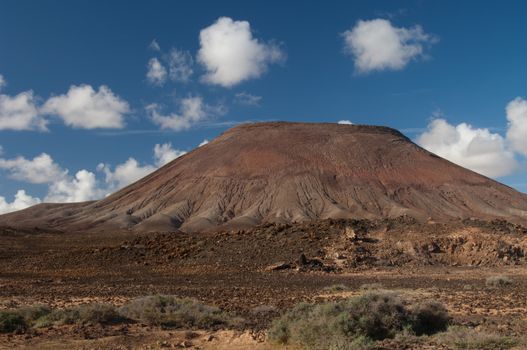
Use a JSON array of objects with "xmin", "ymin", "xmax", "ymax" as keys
[{"xmin": 1, "ymin": 122, "xmax": 527, "ymax": 232}]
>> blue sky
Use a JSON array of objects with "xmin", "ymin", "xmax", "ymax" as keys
[{"xmin": 1, "ymin": 0, "xmax": 527, "ymax": 212}]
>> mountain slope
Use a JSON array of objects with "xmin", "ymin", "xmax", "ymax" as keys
[{"xmin": 1, "ymin": 122, "xmax": 527, "ymax": 232}]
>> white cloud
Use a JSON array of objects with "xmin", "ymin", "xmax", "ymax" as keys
[
  {"xmin": 0, "ymin": 151, "xmax": 101, "ymax": 203},
  {"xmin": 343, "ymin": 19, "xmax": 435, "ymax": 73},
  {"xmin": 98, "ymin": 158, "xmax": 156, "ymax": 190},
  {"xmin": 146, "ymin": 58, "xmax": 168, "ymax": 86},
  {"xmin": 0, "ymin": 91, "xmax": 48, "ymax": 131},
  {"xmin": 167, "ymin": 49, "xmax": 193, "ymax": 82},
  {"xmin": 149, "ymin": 39, "xmax": 161, "ymax": 51},
  {"xmin": 198, "ymin": 17, "xmax": 285, "ymax": 87},
  {"xmin": 42, "ymin": 84, "xmax": 130, "ymax": 129},
  {"xmin": 198, "ymin": 139, "xmax": 209, "ymax": 147},
  {"xmin": 506, "ymin": 97, "xmax": 527, "ymax": 157},
  {"xmin": 154, "ymin": 142, "xmax": 186, "ymax": 166},
  {"xmin": 147, "ymin": 96, "xmax": 222, "ymax": 131},
  {"xmin": 0, "ymin": 153, "xmax": 66, "ymax": 184},
  {"xmin": 338, "ymin": 120, "xmax": 353, "ymax": 125},
  {"xmin": 0, "ymin": 142, "xmax": 193, "ymax": 210},
  {"xmin": 0, "ymin": 75, "xmax": 6, "ymax": 91},
  {"xmin": 45, "ymin": 170, "xmax": 103, "ymax": 203},
  {"xmin": 417, "ymin": 118, "xmax": 518, "ymax": 178},
  {"xmin": 0, "ymin": 190, "xmax": 41, "ymax": 214},
  {"xmin": 235, "ymin": 92, "xmax": 262, "ymax": 106}
]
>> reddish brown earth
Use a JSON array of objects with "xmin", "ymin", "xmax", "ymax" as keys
[
  {"xmin": 1, "ymin": 218, "xmax": 527, "ymax": 349},
  {"xmin": 1, "ymin": 122, "xmax": 527, "ymax": 233},
  {"xmin": 2, "ymin": 122, "xmax": 527, "ymax": 349}
]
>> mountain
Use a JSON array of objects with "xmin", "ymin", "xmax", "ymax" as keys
[{"xmin": 1, "ymin": 122, "xmax": 527, "ymax": 233}]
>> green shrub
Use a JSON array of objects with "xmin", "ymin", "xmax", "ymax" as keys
[
  {"xmin": 0, "ymin": 296, "xmax": 238, "ymax": 332},
  {"xmin": 268, "ymin": 291, "xmax": 449, "ymax": 349},
  {"xmin": 118, "ymin": 295, "xmax": 238, "ymax": 329},
  {"xmin": 0, "ymin": 303, "xmax": 125, "ymax": 330},
  {"xmin": 32, "ymin": 308, "xmax": 80, "ymax": 328},
  {"xmin": 0, "ymin": 311, "xmax": 27, "ymax": 333},
  {"xmin": 0, "ymin": 306, "xmax": 53, "ymax": 333},
  {"xmin": 485, "ymin": 275, "xmax": 512, "ymax": 288},
  {"xmin": 411, "ymin": 301, "xmax": 449, "ymax": 336},
  {"xmin": 17, "ymin": 305, "xmax": 51, "ymax": 324},
  {"xmin": 32, "ymin": 304, "xmax": 123, "ymax": 327},
  {"xmin": 76, "ymin": 304, "xmax": 125, "ymax": 325},
  {"xmin": 438, "ymin": 326, "xmax": 518, "ymax": 349}
]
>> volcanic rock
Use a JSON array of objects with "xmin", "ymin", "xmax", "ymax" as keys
[{"xmin": 1, "ymin": 122, "xmax": 527, "ymax": 232}]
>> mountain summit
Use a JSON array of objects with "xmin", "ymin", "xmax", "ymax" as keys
[{"xmin": 2, "ymin": 122, "xmax": 527, "ymax": 232}]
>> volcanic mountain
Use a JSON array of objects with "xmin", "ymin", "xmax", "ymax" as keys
[{"xmin": 2, "ymin": 122, "xmax": 527, "ymax": 232}]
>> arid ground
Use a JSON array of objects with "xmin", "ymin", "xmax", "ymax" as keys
[{"xmin": 1, "ymin": 219, "xmax": 527, "ymax": 349}]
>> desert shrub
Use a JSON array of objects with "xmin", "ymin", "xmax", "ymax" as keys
[
  {"xmin": 345, "ymin": 292, "xmax": 411, "ymax": 340},
  {"xmin": 0, "ymin": 311, "xmax": 27, "ymax": 333},
  {"xmin": 462, "ymin": 284, "xmax": 473, "ymax": 290},
  {"xmin": 410, "ymin": 301, "xmax": 449, "ymax": 336},
  {"xmin": 75, "ymin": 304, "xmax": 125, "ymax": 325},
  {"xmin": 0, "ymin": 306, "xmax": 53, "ymax": 332},
  {"xmin": 359, "ymin": 283, "xmax": 383, "ymax": 291},
  {"xmin": 0, "ymin": 297, "xmax": 238, "ymax": 332},
  {"xmin": 17, "ymin": 305, "xmax": 52, "ymax": 324},
  {"xmin": 485, "ymin": 275, "xmax": 512, "ymax": 288},
  {"xmin": 36, "ymin": 304, "xmax": 123, "ymax": 327},
  {"xmin": 32, "ymin": 308, "xmax": 81, "ymax": 328},
  {"xmin": 438, "ymin": 326, "xmax": 518, "ymax": 349},
  {"xmin": 323, "ymin": 284, "xmax": 350, "ymax": 293},
  {"xmin": 268, "ymin": 291, "xmax": 450, "ymax": 350},
  {"xmin": 118, "ymin": 295, "xmax": 238, "ymax": 329},
  {"xmin": 251, "ymin": 305, "xmax": 277, "ymax": 314}
]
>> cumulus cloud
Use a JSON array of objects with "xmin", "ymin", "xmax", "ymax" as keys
[
  {"xmin": 417, "ymin": 118, "xmax": 518, "ymax": 178},
  {"xmin": 506, "ymin": 97, "xmax": 527, "ymax": 157},
  {"xmin": 338, "ymin": 120, "xmax": 353, "ymax": 125},
  {"xmin": 146, "ymin": 58, "xmax": 168, "ymax": 86},
  {"xmin": 154, "ymin": 142, "xmax": 186, "ymax": 167},
  {"xmin": 0, "ymin": 91, "xmax": 48, "ymax": 131},
  {"xmin": 0, "ymin": 190, "xmax": 41, "ymax": 214},
  {"xmin": 0, "ymin": 141, "xmax": 194, "ymax": 211},
  {"xmin": 234, "ymin": 92, "xmax": 262, "ymax": 106},
  {"xmin": 0, "ymin": 150, "xmax": 102, "ymax": 205},
  {"xmin": 147, "ymin": 96, "xmax": 225, "ymax": 131},
  {"xmin": 167, "ymin": 49, "xmax": 193, "ymax": 82},
  {"xmin": 198, "ymin": 17, "xmax": 285, "ymax": 87},
  {"xmin": 343, "ymin": 19, "xmax": 435, "ymax": 73},
  {"xmin": 45, "ymin": 170, "xmax": 103, "ymax": 203},
  {"xmin": 42, "ymin": 84, "xmax": 130, "ymax": 129},
  {"xmin": 98, "ymin": 158, "xmax": 155, "ymax": 190},
  {"xmin": 0, "ymin": 153, "xmax": 66, "ymax": 184}
]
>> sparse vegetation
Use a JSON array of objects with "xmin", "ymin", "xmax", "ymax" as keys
[
  {"xmin": 437, "ymin": 326, "xmax": 518, "ymax": 349},
  {"xmin": 359, "ymin": 283, "xmax": 383, "ymax": 291},
  {"xmin": 323, "ymin": 284, "xmax": 350, "ymax": 293},
  {"xmin": 40, "ymin": 304, "xmax": 125, "ymax": 327},
  {"xmin": 0, "ymin": 311, "xmax": 27, "ymax": 333},
  {"xmin": 411, "ymin": 301, "xmax": 450, "ymax": 336},
  {"xmin": 0, "ymin": 303, "xmax": 125, "ymax": 332},
  {"xmin": 485, "ymin": 275, "xmax": 513, "ymax": 288},
  {"xmin": 251, "ymin": 305, "xmax": 277, "ymax": 314},
  {"xmin": 118, "ymin": 295, "xmax": 240, "ymax": 329},
  {"xmin": 0, "ymin": 296, "xmax": 238, "ymax": 333},
  {"xmin": 268, "ymin": 291, "xmax": 449, "ymax": 349},
  {"xmin": 462, "ymin": 284, "xmax": 473, "ymax": 290}
]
